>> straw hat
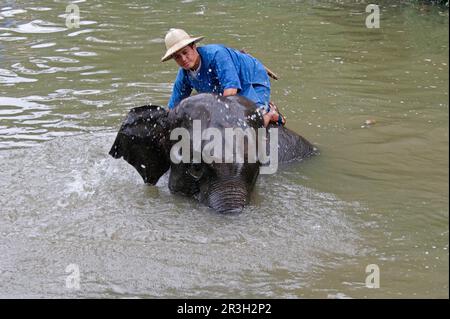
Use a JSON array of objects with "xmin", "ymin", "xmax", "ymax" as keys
[{"xmin": 161, "ymin": 29, "xmax": 204, "ymax": 62}]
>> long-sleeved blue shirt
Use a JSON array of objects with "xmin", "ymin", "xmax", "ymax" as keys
[{"xmin": 168, "ymin": 44, "xmax": 271, "ymax": 109}]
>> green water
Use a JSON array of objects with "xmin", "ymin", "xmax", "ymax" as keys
[{"xmin": 0, "ymin": 0, "xmax": 448, "ymax": 298}]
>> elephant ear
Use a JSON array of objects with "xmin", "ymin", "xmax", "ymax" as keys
[{"xmin": 109, "ymin": 105, "xmax": 171, "ymax": 185}]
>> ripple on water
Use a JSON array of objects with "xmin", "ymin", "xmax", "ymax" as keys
[
  {"xmin": 71, "ymin": 51, "xmax": 98, "ymax": 57},
  {"xmin": 0, "ymin": 96, "xmax": 72, "ymax": 149},
  {"xmin": 67, "ymin": 29, "xmax": 95, "ymax": 37},
  {"xmin": 1, "ymin": 20, "xmax": 67, "ymax": 34},
  {"xmin": 0, "ymin": 35, "xmax": 28, "ymax": 42},
  {"xmin": 85, "ymin": 36, "xmax": 117, "ymax": 44},
  {"xmin": 41, "ymin": 56, "xmax": 79, "ymax": 63},
  {"xmin": 25, "ymin": 7, "xmax": 52, "ymax": 12},
  {"xmin": 10, "ymin": 62, "xmax": 95, "ymax": 75},
  {"xmin": 30, "ymin": 42, "xmax": 56, "ymax": 49},
  {"xmin": 0, "ymin": 68, "xmax": 37, "ymax": 84},
  {"xmin": 0, "ymin": 9, "xmax": 27, "ymax": 18},
  {"xmin": 0, "ymin": 96, "xmax": 50, "ymax": 110}
]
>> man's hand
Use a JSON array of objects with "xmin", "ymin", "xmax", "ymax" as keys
[
  {"xmin": 262, "ymin": 103, "xmax": 286, "ymax": 127},
  {"xmin": 223, "ymin": 88, "xmax": 238, "ymax": 96}
]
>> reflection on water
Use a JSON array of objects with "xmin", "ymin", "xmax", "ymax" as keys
[{"xmin": 0, "ymin": 0, "xmax": 448, "ymax": 298}]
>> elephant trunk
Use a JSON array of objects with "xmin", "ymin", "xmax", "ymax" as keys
[{"xmin": 206, "ymin": 179, "xmax": 249, "ymax": 214}]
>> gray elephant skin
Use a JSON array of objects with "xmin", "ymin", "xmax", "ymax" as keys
[{"xmin": 109, "ymin": 93, "xmax": 317, "ymax": 213}]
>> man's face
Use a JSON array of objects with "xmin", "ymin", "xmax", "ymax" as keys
[{"xmin": 172, "ymin": 44, "xmax": 200, "ymax": 70}]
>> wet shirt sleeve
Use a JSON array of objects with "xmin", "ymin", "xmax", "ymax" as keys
[
  {"xmin": 212, "ymin": 48, "xmax": 242, "ymax": 92},
  {"xmin": 168, "ymin": 69, "xmax": 192, "ymax": 109}
]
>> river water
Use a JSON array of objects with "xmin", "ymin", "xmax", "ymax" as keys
[{"xmin": 0, "ymin": 0, "xmax": 448, "ymax": 298}]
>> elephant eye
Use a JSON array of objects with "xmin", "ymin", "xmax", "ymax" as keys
[{"xmin": 188, "ymin": 164, "xmax": 204, "ymax": 180}]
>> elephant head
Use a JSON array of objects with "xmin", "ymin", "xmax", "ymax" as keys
[
  {"xmin": 166, "ymin": 94, "xmax": 264, "ymax": 213},
  {"xmin": 109, "ymin": 93, "xmax": 316, "ymax": 213}
]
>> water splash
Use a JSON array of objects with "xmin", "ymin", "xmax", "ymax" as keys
[{"xmin": 0, "ymin": 133, "xmax": 364, "ymax": 298}]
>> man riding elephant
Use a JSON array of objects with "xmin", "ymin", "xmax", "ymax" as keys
[
  {"xmin": 108, "ymin": 30, "xmax": 316, "ymax": 213},
  {"xmin": 161, "ymin": 28, "xmax": 285, "ymax": 127},
  {"xmin": 110, "ymin": 94, "xmax": 316, "ymax": 213}
]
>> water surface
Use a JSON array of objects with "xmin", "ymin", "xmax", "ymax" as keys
[{"xmin": 0, "ymin": 0, "xmax": 448, "ymax": 298}]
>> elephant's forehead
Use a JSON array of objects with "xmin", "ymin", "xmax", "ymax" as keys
[
  {"xmin": 173, "ymin": 94, "xmax": 260, "ymax": 130},
  {"xmin": 177, "ymin": 94, "xmax": 253, "ymax": 116}
]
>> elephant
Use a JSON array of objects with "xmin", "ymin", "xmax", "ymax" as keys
[{"xmin": 109, "ymin": 93, "xmax": 316, "ymax": 213}]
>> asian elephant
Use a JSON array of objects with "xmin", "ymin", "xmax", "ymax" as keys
[{"xmin": 109, "ymin": 93, "xmax": 316, "ymax": 213}]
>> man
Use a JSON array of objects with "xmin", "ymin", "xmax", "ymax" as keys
[{"xmin": 161, "ymin": 28, "xmax": 285, "ymax": 127}]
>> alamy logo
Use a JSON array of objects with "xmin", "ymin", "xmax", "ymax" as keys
[
  {"xmin": 65, "ymin": 263, "xmax": 80, "ymax": 290},
  {"xmin": 169, "ymin": 120, "xmax": 279, "ymax": 174},
  {"xmin": 65, "ymin": 4, "xmax": 80, "ymax": 29},
  {"xmin": 366, "ymin": 4, "xmax": 380, "ymax": 29},
  {"xmin": 365, "ymin": 264, "xmax": 380, "ymax": 288}
]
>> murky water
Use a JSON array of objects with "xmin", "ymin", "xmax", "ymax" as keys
[{"xmin": 0, "ymin": 0, "xmax": 448, "ymax": 298}]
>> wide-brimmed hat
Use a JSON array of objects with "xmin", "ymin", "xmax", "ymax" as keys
[{"xmin": 161, "ymin": 28, "xmax": 204, "ymax": 62}]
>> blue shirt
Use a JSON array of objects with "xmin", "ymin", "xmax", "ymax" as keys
[{"xmin": 168, "ymin": 44, "xmax": 271, "ymax": 109}]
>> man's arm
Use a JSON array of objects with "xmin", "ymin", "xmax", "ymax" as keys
[
  {"xmin": 223, "ymin": 88, "xmax": 238, "ymax": 96},
  {"xmin": 214, "ymin": 47, "xmax": 242, "ymax": 95}
]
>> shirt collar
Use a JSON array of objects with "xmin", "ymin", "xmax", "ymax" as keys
[{"xmin": 188, "ymin": 59, "xmax": 202, "ymax": 78}]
